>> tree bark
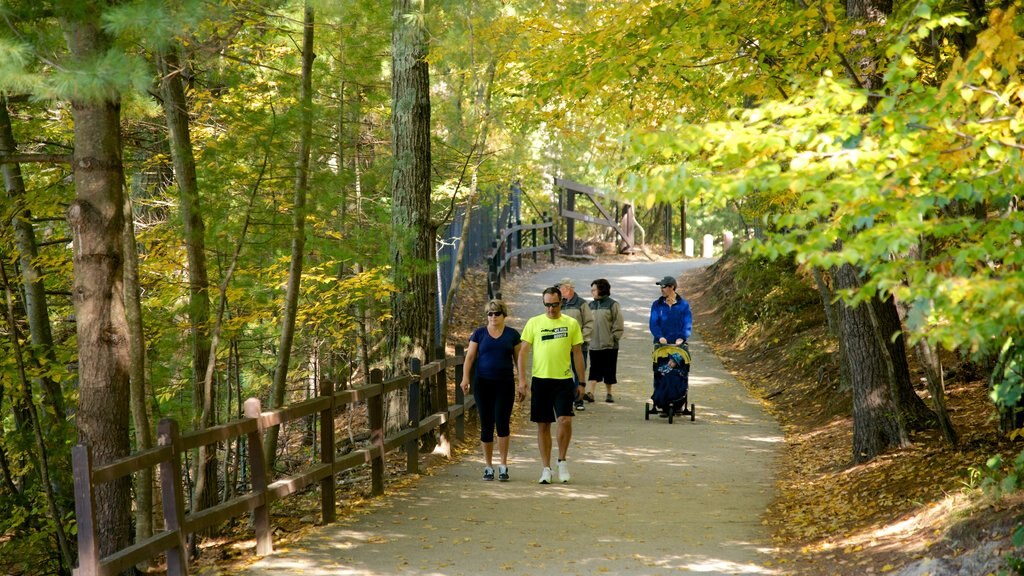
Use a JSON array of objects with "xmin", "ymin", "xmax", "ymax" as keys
[
  {"xmin": 834, "ymin": 264, "xmax": 910, "ymax": 463},
  {"xmin": 390, "ymin": 0, "xmax": 437, "ymax": 437},
  {"xmin": 122, "ymin": 194, "xmax": 155, "ymax": 553},
  {"xmin": 811, "ymin": 267, "xmax": 838, "ymax": 338},
  {"xmin": 61, "ymin": 9, "xmax": 133, "ymax": 559},
  {"xmin": 916, "ymin": 339, "xmax": 958, "ymax": 446},
  {"xmin": 265, "ymin": 3, "xmax": 315, "ymax": 468},
  {"xmin": 872, "ymin": 292, "xmax": 937, "ymax": 430},
  {"xmin": 389, "ymin": 0, "xmax": 436, "ymax": 361},
  {"xmin": 158, "ymin": 44, "xmax": 219, "ymax": 521}
]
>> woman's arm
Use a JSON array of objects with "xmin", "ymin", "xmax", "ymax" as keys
[{"xmin": 460, "ymin": 340, "xmax": 479, "ymax": 394}]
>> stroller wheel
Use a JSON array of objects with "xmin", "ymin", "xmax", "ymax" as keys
[
  {"xmin": 645, "ymin": 405, "xmax": 650, "ymax": 420},
  {"xmin": 690, "ymin": 404, "xmax": 696, "ymax": 421},
  {"xmin": 668, "ymin": 407, "xmax": 674, "ymax": 424}
]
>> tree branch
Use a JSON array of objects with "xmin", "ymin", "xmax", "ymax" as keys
[{"xmin": 0, "ymin": 153, "xmax": 72, "ymax": 164}]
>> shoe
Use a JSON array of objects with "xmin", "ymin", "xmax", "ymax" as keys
[
  {"xmin": 498, "ymin": 465, "xmax": 509, "ymax": 482},
  {"xmin": 557, "ymin": 460, "xmax": 570, "ymax": 483},
  {"xmin": 574, "ymin": 400, "xmax": 585, "ymax": 411},
  {"xmin": 483, "ymin": 466, "xmax": 495, "ymax": 481},
  {"xmin": 605, "ymin": 394, "xmax": 614, "ymax": 403},
  {"xmin": 539, "ymin": 467, "xmax": 552, "ymax": 484},
  {"xmin": 584, "ymin": 392, "xmax": 595, "ymax": 403}
]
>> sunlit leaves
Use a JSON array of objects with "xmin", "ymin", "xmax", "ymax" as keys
[{"xmin": 618, "ymin": 0, "xmax": 1024, "ymax": 366}]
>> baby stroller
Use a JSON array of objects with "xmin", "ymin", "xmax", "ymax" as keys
[{"xmin": 644, "ymin": 344, "xmax": 694, "ymax": 423}]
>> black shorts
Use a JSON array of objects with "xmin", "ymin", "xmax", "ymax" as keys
[
  {"xmin": 530, "ymin": 377, "xmax": 576, "ymax": 422},
  {"xmin": 588, "ymin": 348, "xmax": 619, "ymax": 384}
]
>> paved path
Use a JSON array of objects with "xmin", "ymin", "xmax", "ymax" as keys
[{"xmin": 241, "ymin": 259, "xmax": 782, "ymax": 575}]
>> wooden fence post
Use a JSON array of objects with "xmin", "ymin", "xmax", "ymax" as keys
[
  {"xmin": 435, "ymin": 346, "xmax": 451, "ymax": 457},
  {"xmin": 516, "ymin": 217, "xmax": 523, "ymax": 269},
  {"xmin": 243, "ymin": 398, "xmax": 273, "ymax": 556},
  {"xmin": 369, "ymin": 369, "xmax": 385, "ymax": 496},
  {"xmin": 531, "ymin": 218, "xmax": 538, "ymax": 264},
  {"xmin": 407, "ymin": 359, "xmax": 421, "ymax": 475},
  {"xmin": 489, "ymin": 240, "xmax": 499, "ymax": 299},
  {"xmin": 156, "ymin": 419, "xmax": 190, "ymax": 576},
  {"xmin": 545, "ymin": 213, "xmax": 555, "ymax": 264},
  {"xmin": 320, "ymin": 379, "xmax": 336, "ymax": 524},
  {"xmin": 71, "ymin": 445, "xmax": 99, "ymax": 576},
  {"xmin": 454, "ymin": 345, "xmax": 466, "ymax": 442}
]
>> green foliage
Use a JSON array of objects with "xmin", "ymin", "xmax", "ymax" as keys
[
  {"xmin": 991, "ymin": 339, "xmax": 1024, "ymax": 412},
  {"xmin": 619, "ymin": 4, "xmax": 1024, "ymax": 364}
]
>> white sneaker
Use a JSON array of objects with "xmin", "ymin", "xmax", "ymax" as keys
[
  {"xmin": 538, "ymin": 467, "xmax": 552, "ymax": 484},
  {"xmin": 557, "ymin": 460, "xmax": 570, "ymax": 483}
]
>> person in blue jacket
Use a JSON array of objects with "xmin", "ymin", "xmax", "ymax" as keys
[{"xmin": 649, "ymin": 275, "xmax": 692, "ymax": 346}]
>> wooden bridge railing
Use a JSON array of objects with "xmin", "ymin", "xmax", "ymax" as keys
[
  {"xmin": 72, "ymin": 347, "xmax": 472, "ymax": 576},
  {"xmin": 488, "ymin": 215, "xmax": 556, "ymax": 299}
]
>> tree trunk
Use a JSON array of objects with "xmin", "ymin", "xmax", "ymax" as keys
[
  {"xmin": 61, "ymin": 11, "xmax": 133, "ymax": 559},
  {"xmin": 834, "ymin": 264, "xmax": 910, "ymax": 463},
  {"xmin": 390, "ymin": 0, "xmax": 437, "ymax": 437},
  {"xmin": 158, "ymin": 44, "xmax": 219, "ymax": 521},
  {"xmin": 265, "ymin": 3, "xmax": 315, "ymax": 468},
  {"xmin": 122, "ymin": 194, "xmax": 155, "ymax": 554},
  {"xmin": 811, "ymin": 266, "xmax": 838, "ymax": 337},
  {"xmin": 872, "ymin": 292, "xmax": 936, "ymax": 430},
  {"xmin": 389, "ymin": 0, "xmax": 436, "ymax": 363},
  {"xmin": 916, "ymin": 339, "xmax": 958, "ymax": 446},
  {"xmin": 0, "ymin": 96, "xmax": 64, "ymax": 419}
]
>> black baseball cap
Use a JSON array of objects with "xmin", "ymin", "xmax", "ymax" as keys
[{"xmin": 655, "ymin": 276, "xmax": 677, "ymax": 288}]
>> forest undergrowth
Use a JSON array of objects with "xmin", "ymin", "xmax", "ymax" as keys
[
  {"xmin": 195, "ymin": 248, "xmax": 1024, "ymax": 576},
  {"xmin": 687, "ymin": 249, "xmax": 1024, "ymax": 576}
]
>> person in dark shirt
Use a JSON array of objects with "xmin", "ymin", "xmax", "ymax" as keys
[{"xmin": 460, "ymin": 299, "xmax": 522, "ymax": 482}]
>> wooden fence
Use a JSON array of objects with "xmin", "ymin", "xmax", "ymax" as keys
[
  {"xmin": 72, "ymin": 348, "xmax": 471, "ymax": 576},
  {"xmin": 487, "ymin": 215, "xmax": 556, "ymax": 299}
]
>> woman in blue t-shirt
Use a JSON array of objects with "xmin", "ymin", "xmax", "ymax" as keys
[{"xmin": 460, "ymin": 299, "xmax": 522, "ymax": 482}]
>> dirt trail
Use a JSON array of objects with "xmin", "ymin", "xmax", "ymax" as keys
[{"xmin": 240, "ymin": 259, "xmax": 782, "ymax": 575}]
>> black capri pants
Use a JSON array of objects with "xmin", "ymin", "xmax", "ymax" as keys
[{"xmin": 473, "ymin": 376, "xmax": 516, "ymax": 442}]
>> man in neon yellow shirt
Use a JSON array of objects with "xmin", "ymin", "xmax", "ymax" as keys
[{"xmin": 517, "ymin": 286, "xmax": 586, "ymax": 484}]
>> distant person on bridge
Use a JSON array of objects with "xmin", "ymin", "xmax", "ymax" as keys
[
  {"xmin": 587, "ymin": 278, "xmax": 624, "ymax": 403},
  {"xmin": 517, "ymin": 287, "xmax": 586, "ymax": 484},
  {"xmin": 557, "ymin": 278, "xmax": 593, "ymax": 411},
  {"xmin": 650, "ymin": 275, "xmax": 692, "ymax": 347},
  {"xmin": 460, "ymin": 299, "xmax": 523, "ymax": 482}
]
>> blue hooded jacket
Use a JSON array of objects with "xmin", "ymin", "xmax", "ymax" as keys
[{"xmin": 649, "ymin": 295, "xmax": 692, "ymax": 343}]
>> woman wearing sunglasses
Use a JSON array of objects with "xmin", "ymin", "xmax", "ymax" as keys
[{"xmin": 460, "ymin": 299, "xmax": 522, "ymax": 482}]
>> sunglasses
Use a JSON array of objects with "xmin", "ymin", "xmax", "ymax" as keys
[
  {"xmin": 543, "ymin": 302, "xmax": 561, "ymax": 308},
  {"xmin": 487, "ymin": 312, "xmax": 503, "ymax": 317}
]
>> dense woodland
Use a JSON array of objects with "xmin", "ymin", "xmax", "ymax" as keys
[{"xmin": 0, "ymin": 0, "xmax": 1022, "ymax": 574}]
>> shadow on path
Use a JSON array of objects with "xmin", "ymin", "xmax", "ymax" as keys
[{"xmin": 241, "ymin": 259, "xmax": 783, "ymax": 575}]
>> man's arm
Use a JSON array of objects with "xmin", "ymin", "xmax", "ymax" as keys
[
  {"xmin": 649, "ymin": 302, "xmax": 662, "ymax": 342},
  {"xmin": 682, "ymin": 301, "xmax": 693, "ymax": 341},
  {"xmin": 517, "ymin": 341, "xmax": 531, "ymax": 396},
  {"xmin": 571, "ymin": 344, "xmax": 585, "ymax": 388}
]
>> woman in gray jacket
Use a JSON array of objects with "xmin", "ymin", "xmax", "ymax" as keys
[{"xmin": 586, "ymin": 278, "xmax": 624, "ymax": 403}]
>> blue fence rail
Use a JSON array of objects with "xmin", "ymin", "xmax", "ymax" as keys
[{"xmin": 436, "ymin": 184, "xmax": 555, "ymax": 334}]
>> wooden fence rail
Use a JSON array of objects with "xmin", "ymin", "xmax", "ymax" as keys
[{"xmin": 72, "ymin": 347, "xmax": 471, "ymax": 576}]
